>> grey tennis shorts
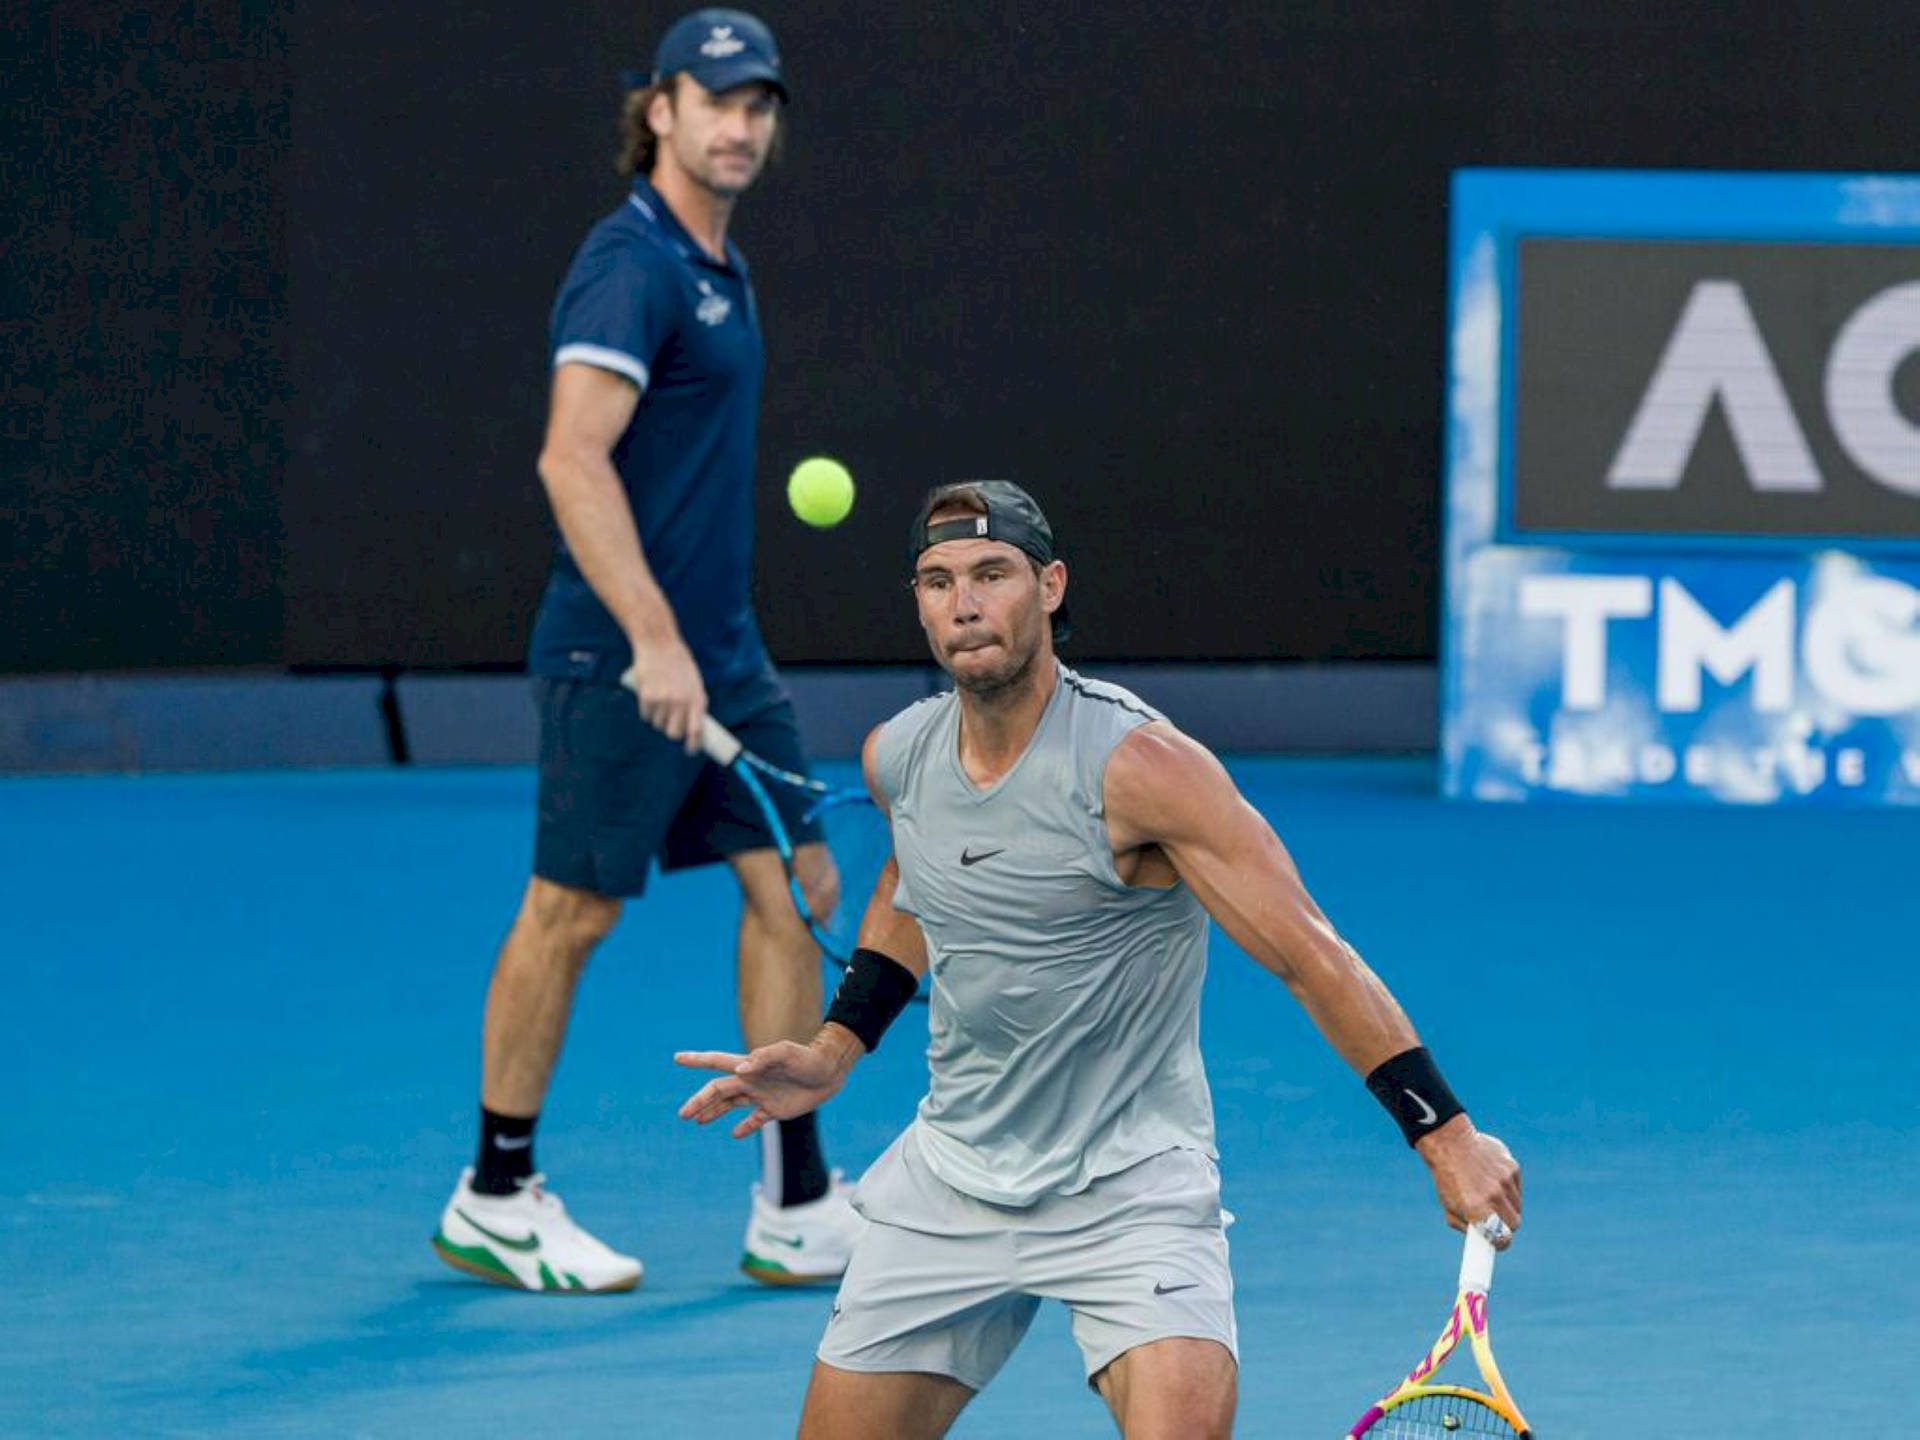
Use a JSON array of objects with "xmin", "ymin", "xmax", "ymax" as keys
[{"xmin": 819, "ymin": 1125, "xmax": 1237, "ymax": 1391}]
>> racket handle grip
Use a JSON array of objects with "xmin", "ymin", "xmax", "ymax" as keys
[
  {"xmin": 617, "ymin": 667, "xmax": 742, "ymax": 766},
  {"xmin": 1459, "ymin": 1224, "xmax": 1497, "ymax": 1296},
  {"xmin": 701, "ymin": 714, "xmax": 742, "ymax": 765}
]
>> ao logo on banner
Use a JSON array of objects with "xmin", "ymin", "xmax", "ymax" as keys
[
  {"xmin": 1512, "ymin": 239, "xmax": 1920, "ymax": 541},
  {"xmin": 1609, "ymin": 279, "xmax": 1920, "ymax": 497}
]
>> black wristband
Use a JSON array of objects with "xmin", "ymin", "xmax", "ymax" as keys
[
  {"xmin": 823, "ymin": 948, "xmax": 919, "ymax": 1054},
  {"xmin": 1365, "ymin": 1046, "xmax": 1466, "ymax": 1147}
]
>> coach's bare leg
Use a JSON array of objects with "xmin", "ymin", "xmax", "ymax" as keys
[
  {"xmin": 480, "ymin": 876, "xmax": 622, "ymax": 1113},
  {"xmin": 729, "ymin": 843, "xmax": 837, "ymax": 1046},
  {"xmin": 797, "ymin": 1361, "xmax": 974, "ymax": 1440},
  {"xmin": 1093, "ymin": 1338, "xmax": 1237, "ymax": 1440}
]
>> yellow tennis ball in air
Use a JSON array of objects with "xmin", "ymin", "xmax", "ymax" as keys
[{"xmin": 787, "ymin": 456, "xmax": 855, "ymax": 528}]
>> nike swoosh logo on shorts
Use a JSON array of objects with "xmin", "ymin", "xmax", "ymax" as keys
[
  {"xmin": 455, "ymin": 1208, "xmax": 540, "ymax": 1253},
  {"xmin": 959, "ymin": 847, "xmax": 1004, "ymax": 867},
  {"xmin": 1153, "ymin": 1281, "xmax": 1199, "ymax": 1295}
]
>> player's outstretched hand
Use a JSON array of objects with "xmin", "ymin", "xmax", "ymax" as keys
[
  {"xmin": 676, "ymin": 1040, "xmax": 848, "ymax": 1138},
  {"xmin": 1415, "ymin": 1116, "xmax": 1522, "ymax": 1247}
]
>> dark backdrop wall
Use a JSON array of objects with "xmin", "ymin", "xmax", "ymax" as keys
[
  {"xmin": 10, "ymin": 2, "xmax": 1916, "ymax": 673},
  {"xmin": 7, "ymin": 0, "xmax": 288, "ymax": 672}
]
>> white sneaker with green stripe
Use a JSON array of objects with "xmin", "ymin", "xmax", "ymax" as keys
[
  {"xmin": 432, "ymin": 1169, "xmax": 641, "ymax": 1294},
  {"xmin": 740, "ymin": 1172, "xmax": 865, "ymax": 1286}
]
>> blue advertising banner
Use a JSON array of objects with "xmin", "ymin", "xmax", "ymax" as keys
[{"xmin": 1442, "ymin": 170, "xmax": 1920, "ymax": 804}]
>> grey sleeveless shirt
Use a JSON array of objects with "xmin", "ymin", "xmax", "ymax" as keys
[{"xmin": 873, "ymin": 664, "xmax": 1216, "ymax": 1207}]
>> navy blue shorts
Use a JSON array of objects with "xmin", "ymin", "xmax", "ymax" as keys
[{"xmin": 531, "ymin": 678, "xmax": 822, "ymax": 899}]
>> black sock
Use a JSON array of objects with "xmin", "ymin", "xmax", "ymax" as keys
[
  {"xmin": 766, "ymin": 1111, "xmax": 830, "ymax": 1207},
  {"xmin": 473, "ymin": 1107, "xmax": 537, "ymax": 1196}
]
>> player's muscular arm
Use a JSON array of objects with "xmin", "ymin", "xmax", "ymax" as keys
[
  {"xmin": 852, "ymin": 726, "xmax": 928, "ymax": 973},
  {"xmin": 812, "ymin": 725, "xmax": 930, "ymax": 1070},
  {"xmin": 539, "ymin": 363, "xmax": 705, "ymax": 746},
  {"xmin": 537, "ymin": 363, "xmax": 664, "ymax": 643},
  {"xmin": 1103, "ymin": 723, "xmax": 1419, "ymax": 1076},
  {"xmin": 1106, "ymin": 724, "xmax": 1521, "ymax": 1236}
]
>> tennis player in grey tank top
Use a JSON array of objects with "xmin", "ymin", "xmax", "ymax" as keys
[
  {"xmin": 676, "ymin": 482, "xmax": 1524, "ymax": 1439},
  {"xmin": 877, "ymin": 667, "xmax": 1215, "ymax": 1206}
]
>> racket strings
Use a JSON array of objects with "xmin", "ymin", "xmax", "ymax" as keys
[{"xmin": 1371, "ymin": 1391, "xmax": 1519, "ymax": 1438}]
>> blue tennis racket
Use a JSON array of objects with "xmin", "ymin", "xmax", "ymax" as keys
[
  {"xmin": 619, "ymin": 677, "xmax": 909, "ymax": 995},
  {"xmin": 696, "ymin": 713, "xmax": 895, "ymax": 974}
]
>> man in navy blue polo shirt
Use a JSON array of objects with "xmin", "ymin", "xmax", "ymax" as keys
[{"xmin": 431, "ymin": 7, "xmax": 861, "ymax": 1295}]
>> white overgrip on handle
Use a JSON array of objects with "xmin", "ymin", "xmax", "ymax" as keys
[
  {"xmin": 1459, "ymin": 1223, "xmax": 1497, "ymax": 1297},
  {"xmin": 617, "ymin": 666, "xmax": 741, "ymax": 765},
  {"xmin": 700, "ymin": 714, "xmax": 742, "ymax": 765}
]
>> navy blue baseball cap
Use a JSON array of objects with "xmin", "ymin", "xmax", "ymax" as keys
[{"xmin": 652, "ymin": 9, "xmax": 787, "ymax": 101}]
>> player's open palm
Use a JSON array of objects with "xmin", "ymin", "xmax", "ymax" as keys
[{"xmin": 676, "ymin": 1041, "xmax": 846, "ymax": 1138}]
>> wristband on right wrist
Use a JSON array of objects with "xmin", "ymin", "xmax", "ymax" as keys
[{"xmin": 1364, "ymin": 1045, "xmax": 1465, "ymax": 1147}]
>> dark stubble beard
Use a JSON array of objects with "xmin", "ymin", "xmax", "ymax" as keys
[
  {"xmin": 692, "ymin": 134, "xmax": 765, "ymax": 199},
  {"xmin": 948, "ymin": 638, "xmax": 1040, "ymax": 703},
  {"xmin": 692, "ymin": 160, "xmax": 757, "ymax": 200}
]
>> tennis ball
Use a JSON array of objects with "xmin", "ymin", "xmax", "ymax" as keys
[{"xmin": 787, "ymin": 456, "xmax": 855, "ymax": 528}]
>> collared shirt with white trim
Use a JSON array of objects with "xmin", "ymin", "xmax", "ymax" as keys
[{"xmin": 529, "ymin": 177, "xmax": 772, "ymax": 696}]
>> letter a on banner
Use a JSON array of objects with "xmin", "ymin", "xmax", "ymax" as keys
[{"xmin": 1607, "ymin": 280, "xmax": 1822, "ymax": 493}]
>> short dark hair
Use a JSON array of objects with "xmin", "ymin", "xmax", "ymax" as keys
[{"xmin": 919, "ymin": 482, "xmax": 992, "ymax": 526}]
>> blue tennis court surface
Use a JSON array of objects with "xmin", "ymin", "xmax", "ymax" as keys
[{"xmin": 7, "ymin": 757, "xmax": 1915, "ymax": 1435}]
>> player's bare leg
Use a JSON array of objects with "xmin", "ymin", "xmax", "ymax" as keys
[
  {"xmin": 727, "ymin": 843, "xmax": 860, "ymax": 1282},
  {"xmin": 797, "ymin": 1362, "xmax": 974, "ymax": 1440},
  {"xmin": 481, "ymin": 876, "xmax": 621, "ymax": 1112},
  {"xmin": 432, "ymin": 875, "xmax": 639, "ymax": 1294},
  {"xmin": 729, "ymin": 843, "xmax": 836, "ymax": 1047},
  {"xmin": 1092, "ymin": 1337, "xmax": 1237, "ymax": 1440}
]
